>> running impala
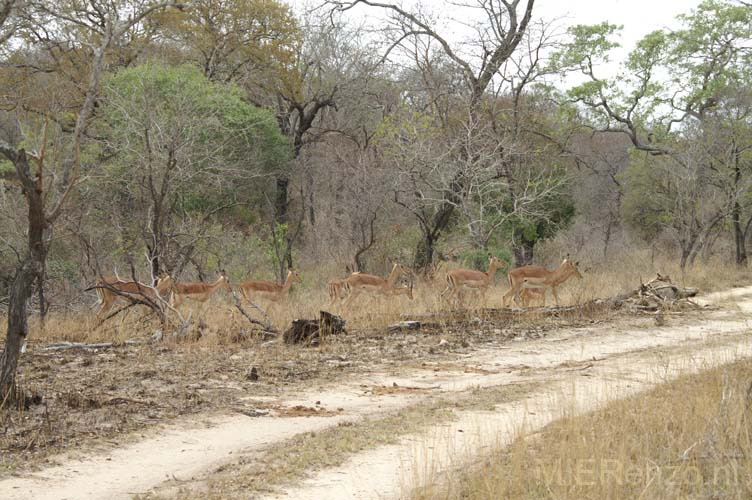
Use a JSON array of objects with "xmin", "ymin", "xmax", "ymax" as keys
[
  {"xmin": 343, "ymin": 263, "xmax": 413, "ymax": 306},
  {"xmin": 238, "ymin": 268, "xmax": 302, "ymax": 303},
  {"xmin": 171, "ymin": 271, "xmax": 232, "ymax": 307},
  {"xmin": 502, "ymin": 257, "xmax": 583, "ymax": 307},
  {"xmin": 441, "ymin": 255, "xmax": 505, "ymax": 305},
  {"xmin": 89, "ymin": 273, "xmax": 174, "ymax": 319}
]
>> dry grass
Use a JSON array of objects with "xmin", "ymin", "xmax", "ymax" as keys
[
  {"xmin": 413, "ymin": 359, "xmax": 752, "ymax": 499},
  {"xmin": 8, "ymin": 249, "xmax": 749, "ymax": 347}
]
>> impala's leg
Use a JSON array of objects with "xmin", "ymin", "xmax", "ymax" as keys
[
  {"xmin": 502, "ymin": 283, "xmax": 517, "ymax": 307},
  {"xmin": 96, "ymin": 296, "xmax": 113, "ymax": 320},
  {"xmin": 551, "ymin": 286, "xmax": 560, "ymax": 306},
  {"xmin": 343, "ymin": 287, "xmax": 360, "ymax": 308}
]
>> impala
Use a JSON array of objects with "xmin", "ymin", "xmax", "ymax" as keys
[
  {"xmin": 441, "ymin": 255, "xmax": 505, "ymax": 305},
  {"xmin": 327, "ymin": 277, "xmax": 351, "ymax": 305},
  {"xmin": 238, "ymin": 268, "xmax": 302, "ymax": 303},
  {"xmin": 502, "ymin": 257, "xmax": 583, "ymax": 307},
  {"xmin": 172, "ymin": 270, "xmax": 232, "ymax": 307},
  {"xmin": 343, "ymin": 263, "xmax": 412, "ymax": 306},
  {"xmin": 90, "ymin": 273, "xmax": 174, "ymax": 319}
]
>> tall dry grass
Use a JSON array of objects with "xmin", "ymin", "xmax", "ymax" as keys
[
  {"xmin": 2, "ymin": 249, "xmax": 750, "ymax": 345},
  {"xmin": 412, "ymin": 359, "xmax": 752, "ymax": 499}
]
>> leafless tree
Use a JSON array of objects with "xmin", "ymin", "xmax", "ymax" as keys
[{"xmin": 327, "ymin": 0, "xmax": 536, "ymax": 271}]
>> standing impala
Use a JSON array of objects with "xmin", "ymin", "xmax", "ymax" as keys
[
  {"xmin": 90, "ymin": 273, "xmax": 174, "ymax": 319},
  {"xmin": 502, "ymin": 257, "xmax": 583, "ymax": 307},
  {"xmin": 343, "ymin": 263, "xmax": 413, "ymax": 306},
  {"xmin": 239, "ymin": 268, "xmax": 302, "ymax": 303},
  {"xmin": 172, "ymin": 270, "xmax": 232, "ymax": 307},
  {"xmin": 441, "ymin": 255, "xmax": 505, "ymax": 305}
]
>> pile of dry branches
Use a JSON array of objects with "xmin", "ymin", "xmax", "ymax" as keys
[{"xmin": 625, "ymin": 273, "xmax": 700, "ymax": 311}]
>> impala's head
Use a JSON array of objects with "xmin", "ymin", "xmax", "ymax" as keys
[
  {"xmin": 561, "ymin": 258, "xmax": 583, "ymax": 280},
  {"xmin": 287, "ymin": 268, "xmax": 303, "ymax": 284},
  {"xmin": 218, "ymin": 269, "xmax": 233, "ymax": 292},
  {"xmin": 391, "ymin": 262, "xmax": 412, "ymax": 277},
  {"xmin": 488, "ymin": 254, "xmax": 506, "ymax": 269},
  {"xmin": 156, "ymin": 273, "xmax": 174, "ymax": 292}
]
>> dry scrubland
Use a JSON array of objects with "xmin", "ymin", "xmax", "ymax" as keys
[
  {"xmin": 7, "ymin": 249, "xmax": 752, "ymax": 345},
  {"xmin": 414, "ymin": 359, "xmax": 752, "ymax": 500},
  {"xmin": 1, "ymin": 250, "xmax": 751, "ymax": 488}
]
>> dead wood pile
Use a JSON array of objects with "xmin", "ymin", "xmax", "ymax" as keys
[
  {"xmin": 283, "ymin": 311, "xmax": 347, "ymax": 346},
  {"xmin": 624, "ymin": 273, "xmax": 700, "ymax": 312}
]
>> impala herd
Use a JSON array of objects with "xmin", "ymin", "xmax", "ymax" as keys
[{"xmin": 91, "ymin": 256, "xmax": 584, "ymax": 320}]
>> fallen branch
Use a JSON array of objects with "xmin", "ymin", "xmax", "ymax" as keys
[
  {"xmin": 40, "ymin": 339, "xmax": 149, "ymax": 351},
  {"xmin": 232, "ymin": 292, "xmax": 278, "ymax": 336}
]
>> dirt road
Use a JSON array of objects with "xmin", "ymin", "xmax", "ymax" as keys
[{"xmin": 2, "ymin": 288, "xmax": 752, "ymax": 500}]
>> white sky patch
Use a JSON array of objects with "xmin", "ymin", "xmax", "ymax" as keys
[
  {"xmin": 288, "ymin": 0, "xmax": 705, "ymax": 83},
  {"xmin": 540, "ymin": 0, "xmax": 704, "ymax": 77}
]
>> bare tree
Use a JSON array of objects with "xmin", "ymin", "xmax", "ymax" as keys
[{"xmin": 328, "ymin": 0, "xmax": 536, "ymax": 270}]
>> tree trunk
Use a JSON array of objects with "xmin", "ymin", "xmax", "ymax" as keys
[
  {"xmin": 731, "ymin": 201, "xmax": 747, "ymax": 266},
  {"xmin": 413, "ymin": 172, "xmax": 465, "ymax": 272},
  {"xmin": 513, "ymin": 239, "xmax": 535, "ymax": 267},
  {"xmin": 733, "ymin": 148, "xmax": 746, "ymax": 266},
  {"xmin": 679, "ymin": 245, "xmax": 691, "ymax": 270},
  {"xmin": 275, "ymin": 175, "xmax": 289, "ymax": 225},
  {"xmin": 414, "ymin": 233, "xmax": 436, "ymax": 273},
  {"xmin": 1, "ymin": 152, "xmax": 47, "ymax": 406}
]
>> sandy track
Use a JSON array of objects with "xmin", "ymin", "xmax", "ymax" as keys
[{"xmin": 2, "ymin": 288, "xmax": 752, "ymax": 500}]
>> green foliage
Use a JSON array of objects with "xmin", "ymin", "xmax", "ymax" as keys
[
  {"xmin": 552, "ymin": 22, "xmax": 622, "ymax": 74},
  {"xmin": 458, "ymin": 247, "xmax": 512, "ymax": 274},
  {"xmin": 506, "ymin": 179, "xmax": 576, "ymax": 251},
  {"xmin": 104, "ymin": 63, "xmax": 291, "ymax": 176},
  {"xmin": 619, "ymin": 154, "xmax": 669, "ymax": 240}
]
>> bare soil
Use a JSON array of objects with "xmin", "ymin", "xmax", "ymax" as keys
[{"xmin": 0, "ymin": 288, "xmax": 750, "ymax": 499}]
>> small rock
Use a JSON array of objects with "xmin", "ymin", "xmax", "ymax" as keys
[{"xmin": 246, "ymin": 367, "xmax": 259, "ymax": 381}]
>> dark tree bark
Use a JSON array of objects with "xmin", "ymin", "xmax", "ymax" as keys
[
  {"xmin": 513, "ymin": 239, "xmax": 535, "ymax": 267},
  {"xmin": 0, "ymin": 149, "xmax": 48, "ymax": 406},
  {"xmin": 732, "ymin": 145, "xmax": 747, "ymax": 266}
]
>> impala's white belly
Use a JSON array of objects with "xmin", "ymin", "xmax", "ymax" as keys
[
  {"xmin": 460, "ymin": 279, "xmax": 487, "ymax": 289},
  {"xmin": 355, "ymin": 283, "xmax": 388, "ymax": 294}
]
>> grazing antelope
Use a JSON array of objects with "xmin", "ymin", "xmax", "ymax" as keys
[
  {"xmin": 343, "ymin": 263, "xmax": 413, "ymax": 307},
  {"xmin": 238, "ymin": 268, "xmax": 302, "ymax": 303},
  {"xmin": 172, "ymin": 271, "xmax": 232, "ymax": 307},
  {"xmin": 89, "ymin": 273, "xmax": 174, "ymax": 319},
  {"xmin": 441, "ymin": 255, "xmax": 505, "ymax": 305},
  {"xmin": 502, "ymin": 257, "xmax": 583, "ymax": 307}
]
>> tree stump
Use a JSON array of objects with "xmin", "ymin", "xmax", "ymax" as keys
[{"xmin": 283, "ymin": 311, "xmax": 346, "ymax": 346}]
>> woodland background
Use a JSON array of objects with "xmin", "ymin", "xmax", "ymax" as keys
[{"xmin": 0, "ymin": 0, "xmax": 750, "ymax": 311}]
